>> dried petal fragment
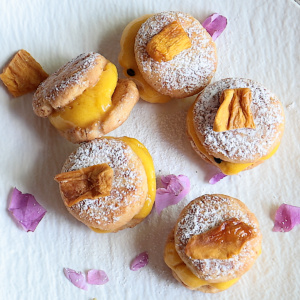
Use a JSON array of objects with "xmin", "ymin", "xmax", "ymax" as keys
[
  {"xmin": 146, "ymin": 21, "xmax": 192, "ymax": 62},
  {"xmin": 8, "ymin": 188, "xmax": 47, "ymax": 232},
  {"xmin": 209, "ymin": 172, "xmax": 227, "ymax": 184},
  {"xmin": 55, "ymin": 163, "xmax": 113, "ymax": 207},
  {"xmin": 273, "ymin": 204, "xmax": 300, "ymax": 232},
  {"xmin": 213, "ymin": 88, "xmax": 256, "ymax": 132},
  {"xmin": 0, "ymin": 49, "xmax": 48, "ymax": 97},
  {"xmin": 202, "ymin": 13, "xmax": 227, "ymax": 41},
  {"xmin": 130, "ymin": 252, "xmax": 149, "ymax": 271},
  {"xmin": 63, "ymin": 268, "xmax": 88, "ymax": 291},
  {"xmin": 185, "ymin": 218, "xmax": 256, "ymax": 260},
  {"xmin": 155, "ymin": 174, "xmax": 190, "ymax": 215},
  {"xmin": 87, "ymin": 269, "xmax": 109, "ymax": 285}
]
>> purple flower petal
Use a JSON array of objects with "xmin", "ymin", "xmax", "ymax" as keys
[
  {"xmin": 63, "ymin": 268, "xmax": 88, "ymax": 291},
  {"xmin": 202, "ymin": 13, "xmax": 227, "ymax": 41},
  {"xmin": 130, "ymin": 251, "xmax": 149, "ymax": 271},
  {"xmin": 8, "ymin": 188, "xmax": 47, "ymax": 232},
  {"xmin": 209, "ymin": 172, "xmax": 227, "ymax": 184},
  {"xmin": 161, "ymin": 174, "xmax": 184, "ymax": 195},
  {"xmin": 87, "ymin": 269, "xmax": 109, "ymax": 285},
  {"xmin": 155, "ymin": 175, "xmax": 190, "ymax": 215},
  {"xmin": 273, "ymin": 204, "xmax": 300, "ymax": 232}
]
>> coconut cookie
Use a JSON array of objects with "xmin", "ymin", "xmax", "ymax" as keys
[
  {"xmin": 54, "ymin": 137, "xmax": 156, "ymax": 233},
  {"xmin": 119, "ymin": 11, "xmax": 217, "ymax": 103},
  {"xmin": 33, "ymin": 52, "xmax": 139, "ymax": 143},
  {"xmin": 187, "ymin": 78, "xmax": 285, "ymax": 175},
  {"xmin": 164, "ymin": 194, "xmax": 262, "ymax": 293}
]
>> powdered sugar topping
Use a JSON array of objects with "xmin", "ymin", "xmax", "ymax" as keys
[
  {"xmin": 134, "ymin": 11, "xmax": 217, "ymax": 97},
  {"xmin": 62, "ymin": 138, "xmax": 143, "ymax": 226},
  {"xmin": 35, "ymin": 52, "xmax": 100, "ymax": 103},
  {"xmin": 193, "ymin": 78, "xmax": 284, "ymax": 162},
  {"xmin": 175, "ymin": 195, "xmax": 260, "ymax": 280}
]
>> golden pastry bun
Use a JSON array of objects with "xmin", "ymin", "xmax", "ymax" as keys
[
  {"xmin": 189, "ymin": 78, "xmax": 284, "ymax": 164},
  {"xmin": 58, "ymin": 138, "xmax": 148, "ymax": 233},
  {"xmin": 56, "ymin": 78, "xmax": 139, "ymax": 143},
  {"xmin": 164, "ymin": 194, "xmax": 262, "ymax": 293},
  {"xmin": 186, "ymin": 78, "xmax": 285, "ymax": 176},
  {"xmin": 33, "ymin": 53, "xmax": 139, "ymax": 143},
  {"xmin": 134, "ymin": 11, "xmax": 217, "ymax": 99}
]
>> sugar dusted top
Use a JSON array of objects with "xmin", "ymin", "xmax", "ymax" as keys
[
  {"xmin": 61, "ymin": 138, "xmax": 145, "ymax": 228},
  {"xmin": 33, "ymin": 52, "xmax": 106, "ymax": 117},
  {"xmin": 134, "ymin": 11, "xmax": 217, "ymax": 98},
  {"xmin": 174, "ymin": 194, "xmax": 261, "ymax": 281},
  {"xmin": 193, "ymin": 78, "xmax": 285, "ymax": 162}
]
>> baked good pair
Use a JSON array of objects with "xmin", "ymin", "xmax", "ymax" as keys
[
  {"xmin": 164, "ymin": 194, "xmax": 262, "ymax": 293},
  {"xmin": 54, "ymin": 137, "xmax": 155, "ymax": 233},
  {"xmin": 119, "ymin": 11, "xmax": 217, "ymax": 103},
  {"xmin": 33, "ymin": 52, "xmax": 139, "ymax": 143},
  {"xmin": 187, "ymin": 78, "xmax": 285, "ymax": 175}
]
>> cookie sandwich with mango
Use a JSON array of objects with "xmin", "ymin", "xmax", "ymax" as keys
[
  {"xmin": 54, "ymin": 137, "xmax": 156, "ymax": 233},
  {"xmin": 164, "ymin": 194, "xmax": 262, "ymax": 293},
  {"xmin": 33, "ymin": 52, "xmax": 139, "ymax": 143},
  {"xmin": 119, "ymin": 11, "xmax": 218, "ymax": 103},
  {"xmin": 187, "ymin": 78, "xmax": 285, "ymax": 175}
]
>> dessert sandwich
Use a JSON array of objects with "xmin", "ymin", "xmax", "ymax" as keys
[
  {"xmin": 187, "ymin": 78, "xmax": 285, "ymax": 175},
  {"xmin": 119, "ymin": 11, "xmax": 218, "ymax": 103},
  {"xmin": 55, "ymin": 137, "xmax": 156, "ymax": 233},
  {"xmin": 164, "ymin": 194, "xmax": 262, "ymax": 293},
  {"xmin": 33, "ymin": 52, "xmax": 139, "ymax": 143}
]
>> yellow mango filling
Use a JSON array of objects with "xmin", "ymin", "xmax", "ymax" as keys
[
  {"xmin": 164, "ymin": 237, "xmax": 240, "ymax": 290},
  {"xmin": 48, "ymin": 62, "xmax": 118, "ymax": 131},
  {"xmin": 90, "ymin": 136, "xmax": 156, "ymax": 233},
  {"xmin": 118, "ymin": 15, "xmax": 172, "ymax": 104},
  {"xmin": 187, "ymin": 102, "xmax": 280, "ymax": 175}
]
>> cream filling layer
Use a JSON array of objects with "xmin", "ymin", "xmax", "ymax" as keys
[
  {"xmin": 49, "ymin": 62, "xmax": 117, "ymax": 131},
  {"xmin": 118, "ymin": 14, "xmax": 172, "ymax": 104}
]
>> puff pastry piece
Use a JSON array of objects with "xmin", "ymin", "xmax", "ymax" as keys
[
  {"xmin": 164, "ymin": 194, "xmax": 262, "ymax": 293},
  {"xmin": 33, "ymin": 52, "xmax": 139, "ymax": 143}
]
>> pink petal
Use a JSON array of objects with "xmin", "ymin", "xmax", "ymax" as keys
[
  {"xmin": 63, "ymin": 268, "xmax": 88, "ymax": 291},
  {"xmin": 209, "ymin": 172, "xmax": 227, "ymax": 184},
  {"xmin": 130, "ymin": 251, "xmax": 149, "ymax": 271},
  {"xmin": 202, "ymin": 13, "xmax": 227, "ymax": 41},
  {"xmin": 155, "ymin": 175, "xmax": 190, "ymax": 215},
  {"xmin": 161, "ymin": 175, "xmax": 183, "ymax": 195},
  {"xmin": 87, "ymin": 269, "xmax": 109, "ymax": 285},
  {"xmin": 273, "ymin": 204, "xmax": 300, "ymax": 232},
  {"xmin": 8, "ymin": 187, "xmax": 47, "ymax": 232}
]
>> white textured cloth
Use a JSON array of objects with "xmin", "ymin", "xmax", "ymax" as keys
[{"xmin": 0, "ymin": 1, "xmax": 300, "ymax": 299}]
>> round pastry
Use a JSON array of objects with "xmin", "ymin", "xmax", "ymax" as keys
[
  {"xmin": 119, "ymin": 11, "xmax": 217, "ymax": 103},
  {"xmin": 33, "ymin": 52, "xmax": 139, "ymax": 143},
  {"xmin": 54, "ymin": 137, "xmax": 156, "ymax": 233},
  {"xmin": 164, "ymin": 194, "xmax": 262, "ymax": 293},
  {"xmin": 187, "ymin": 78, "xmax": 285, "ymax": 175}
]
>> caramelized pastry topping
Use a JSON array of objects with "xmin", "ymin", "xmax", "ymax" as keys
[
  {"xmin": 213, "ymin": 88, "xmax": 256, "ymax": 132},
  {"xmin": 54, "ymin": 163, "xmax": 114, "ymax": 207},
  {"xmin": 185, "ymin": 218, "xmax": 256, "ymax": 260},
  {"xmin": 146, "ymin": 21, "xmax": 192, "ymax": 62},
  {"xmin": 0, "ymin": 49, "xmax": 48, "ymax": 97}
]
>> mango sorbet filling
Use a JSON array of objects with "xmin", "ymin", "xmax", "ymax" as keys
[{"xmin": 49, "ymin": 62, "xmax": 118, "ymax": 131}]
